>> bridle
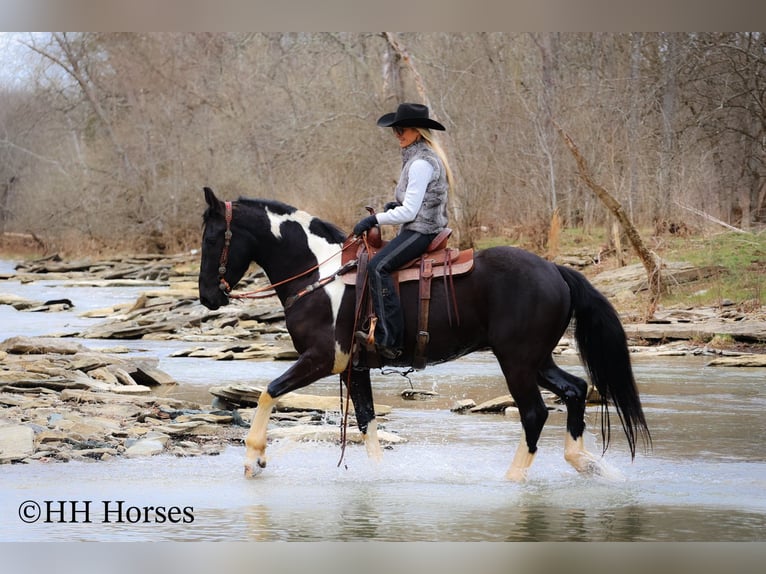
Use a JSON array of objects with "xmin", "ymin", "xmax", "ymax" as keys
[
  {"xmin": 215, "ymin": 200, "xmax": 359, "ymax": 305},
  {"xmin": 217, "ymin": 201, "xmax": 235, "ymax": 295}
]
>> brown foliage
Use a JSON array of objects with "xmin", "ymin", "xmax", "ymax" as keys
[{"xmin": 0, "ymin": 33, "xmax": 764, "ymax": 253}]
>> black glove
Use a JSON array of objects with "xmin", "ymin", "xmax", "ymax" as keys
[
  {"xmin": 353, "ymin": 215, "xmax": 378, "ymax": 236},
  {"xmin": 383, "ymin": 201, "xmax": 402, "ymax": 212}
]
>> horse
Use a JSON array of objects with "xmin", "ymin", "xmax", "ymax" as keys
[{"xmin": 198, "ymin": 187, "xmax": 651, "ymax": 480}]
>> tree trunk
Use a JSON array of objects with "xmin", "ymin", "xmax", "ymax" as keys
[{"xmin": 555, "ymin": 122, "xmax": 663, "ymax": 318}]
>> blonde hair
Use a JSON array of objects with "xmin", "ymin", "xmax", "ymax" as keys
[{"xmin": 416, "ymin": 128, "xmax": 455, "ymax": 194}]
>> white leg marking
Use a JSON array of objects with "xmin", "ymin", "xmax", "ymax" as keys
[
  {"xmin": 363, "ymin": 419, "xmax": 383, "ymax": 463},
  {"xmin": 564, "ymin": 434, "xmax": 601, "ymax": 473},
  {"xmin": 564, "ymin": 434, "xmax": 622, "ymax": 480},
  {"xmin": 506, "ymin": 435, "xmax": 536, "ymax": 482},
  {"xmin": 244, "ymin": 391, "xmax": 275, "ymax": 478}
]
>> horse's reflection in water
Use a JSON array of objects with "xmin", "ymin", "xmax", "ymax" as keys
[{"xmin": 198, "ymin": 187, "xmax": 651, "ymax": 481}]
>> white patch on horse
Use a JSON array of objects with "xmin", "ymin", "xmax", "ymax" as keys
[
  {"xmin": 265, "ymin": 207, "xmax": 345, "ymax": 330},
  {"xmin": 332, "ymin": 343, "xmax": 350, "ymax": 374}
]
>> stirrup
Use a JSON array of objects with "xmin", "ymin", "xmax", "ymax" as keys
[{"xmin": 354, "ymin": 316, "xmax": 377, "ymax": 352}]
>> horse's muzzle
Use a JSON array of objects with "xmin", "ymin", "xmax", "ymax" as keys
[{"xmin": 199, "ymin": 291, "xmax": 229, "ymax": 310}]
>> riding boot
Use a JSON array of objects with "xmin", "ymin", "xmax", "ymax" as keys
[
  {"xmin": 372, "ymin": 285, "xmax": 404, "ymax": 359},
  {"xmin": 367, "ymin": 230, "xmax": 437, "ymax": 360}
]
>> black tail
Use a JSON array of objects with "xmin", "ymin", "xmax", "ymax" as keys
[{"xmin": 557, "ymin": 265, "xmax": 651, "ymax": 459}]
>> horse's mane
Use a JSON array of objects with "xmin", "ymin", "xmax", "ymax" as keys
[
  {"xmin": 236, "ymin": 197, "xmax": 348, "ymax": 244},
  {"xmin": 238, "ymin": 197, "xmax": 297, "ymax": 216}
]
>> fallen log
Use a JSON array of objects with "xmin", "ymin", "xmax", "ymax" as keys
[{"xmin": 705, "ymin": 354, "xmax": 766, "ymax": 367}]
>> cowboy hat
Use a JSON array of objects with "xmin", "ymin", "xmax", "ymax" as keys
[{"xmin": 376, "ymin": 103, "xmax": 446, "ymax": 131}]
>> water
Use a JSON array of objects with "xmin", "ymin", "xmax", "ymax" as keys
[{"xmin": 1, "ymin": 263, "xmax": 765, "ymax": 541}]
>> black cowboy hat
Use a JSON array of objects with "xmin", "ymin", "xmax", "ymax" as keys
[{"xmin": 376, "ymin": 102, "xmax": 446, "ymax": 131}]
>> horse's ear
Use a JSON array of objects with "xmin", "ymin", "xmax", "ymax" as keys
[{"xmin": 203, "ymin": 186, "xmax": 221, "ymax": 212}]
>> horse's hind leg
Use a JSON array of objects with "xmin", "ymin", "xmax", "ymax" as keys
[
  {"xmin": 538, "ymin": 358, "xmax": 603, "ymax": 475},
  {"xmin": 497, "ymin": 358, "xmax": 549, "ymax": 481}
]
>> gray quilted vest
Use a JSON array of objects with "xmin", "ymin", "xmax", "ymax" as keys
[{"xmin": 395, "ymin": 140, "xmax": 449, "ymax": 234}]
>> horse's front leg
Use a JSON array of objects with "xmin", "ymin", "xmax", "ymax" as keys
[
  {"xmin": 346, "ymin": 367, "xmax": 382, "ymax": 462},
  {"xmin": 244, "ymin": 391, "xmax": 275, "ymax": 478},
  {"xmin": 244, "ymin": 350, "xmax": 333, "ymax": 478}
]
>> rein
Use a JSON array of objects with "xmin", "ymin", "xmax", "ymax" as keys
[{"xmin": 217, "ymin": 200, "xmax": 359, "ymax": 304}]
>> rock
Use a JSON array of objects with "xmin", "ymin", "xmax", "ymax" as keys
[
  {"xmin": 208, "ymin": 384, "xmax": 264, "ymax": 407},
  {"xmin": 1, "ymin": 336, "xmax": 88, "ymax": 355},
  {"xmin": 401, "ymin": 389, "xmax": 438, "ymax": 400},
  {"xmin": 35, "ymin": 430, "xmax": 71, "ymax": 444},
  {"xmin": 275, "ymin": 393, "xmax": 346, "ymax": 413},
  {"xmin": 171, "ymin": 341, "xmax": 296, "ymax": 361},
  {"xmin": 59, "ymin": 388, "xmax": 198, "ymax": 410},
  {"xmin": 70, "ymin": 447, "xmax": 120, "ymax": 460},
  {"xmin": 149, "ymin": 421, "xmax": 208, "ymax": 436},
  {"xmin": 0, "ymin": 338, "xmax": 177, "ymax": 395},
  {"xmin": 107, "ymin": 385, "xmax": 153, "ymax": 395},
  {"xmin": 26, "ymin": 299, "xmax": 75, "ymax": 312},
  {"xmin": 469, "ymin": 390, "xmax": 560, "ymax": 413},
  {"xmin": 624, "ymin": 319, "xmax": 766, "ymax": 344},
  {"xmin": 125, "ymin": 439, "xmax": 165, "ymax": 458},
  {"xmin": 450, "ymin": 399, "xmax": 476, "ymax": 412},
  {"xmin": 470, "ymin": 395, "xmax": 515, "ymax": 413},
  {"xmin": 174, "ymin": 413, "xmax": 234, "ymax": 424},
  {"xmin": 109, "ymin": 367, "xmax": 138, "ymax": 386},
  {"xmin": 89, "ymin": 367, "xmax": 119, "ymax": 385},
  {"xmin": 69, "ymin": 419, "xmax": 117, "ymax": 438},
  {"xmin": 131, "ymin": 366, "xmax": 176, "ymax": 386},
  {"xmin": 0, "ymin": 293, "xmax": 43, "ymax": 310},
  {"xmin": 142, "ymin": 431, "xmax": 171, "ymax": 445},
  {"xmin": 0, "ymin": 425, "xmax": 35, "ymax": 462}
]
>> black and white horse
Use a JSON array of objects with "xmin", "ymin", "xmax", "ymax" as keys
[{"xmin": 198, "ymin": 187, "xmax": 651, "ymax": 480}]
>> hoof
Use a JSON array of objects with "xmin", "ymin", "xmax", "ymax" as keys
[
  {"xmin": 580, "ymin": 457, "xmax": 624, "ymax": 481},
  {"xmin": 505, "ymin": 467, "xmax": 529, "ymax": 482},
  {"xmin": 244, "ymin": 457, "xmax": 267, "ymax": 478},
  {"xmin": 565, "ymin": 448, "xmax": 624, "ymax": 481}
]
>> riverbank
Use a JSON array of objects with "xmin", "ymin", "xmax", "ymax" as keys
[{"xmin": 3, "ymin": 250, "xmax": 765, "ymax": 349}]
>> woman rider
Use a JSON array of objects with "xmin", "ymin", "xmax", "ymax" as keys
[{"xmin": 352, "ymin": 103, "xmax": 454, "ymax": 359}]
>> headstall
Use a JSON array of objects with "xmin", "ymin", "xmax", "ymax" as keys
[{"xmin": 217, "ymin": 201, "xmax": 234, "ymax": 294}]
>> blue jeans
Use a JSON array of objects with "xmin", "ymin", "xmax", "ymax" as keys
[{"xmin": 367, "ymin": 229, "xmax": 437, "ymax": 350}]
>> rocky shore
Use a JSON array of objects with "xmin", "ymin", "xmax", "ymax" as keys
[
  {"xmin": 0, "ymin": 334, "xmax": 404, "ymax": 465},
  {"xmin": 1, "ymin": 253, "xmax": 764, "ymax": 465}
]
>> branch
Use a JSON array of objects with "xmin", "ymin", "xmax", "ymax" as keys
[
  {"xmin": 554, "ymin": 120, "xmax": 663, "ymax": 317},
  {"xmin": 382, "ymin": 32, "xmax": 431, "ymax": 110},
  {"xmin": 675, "ymin": 201, "xmax": 749, "ymax": 233}
]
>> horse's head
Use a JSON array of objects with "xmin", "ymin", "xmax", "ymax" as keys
[
  {"xmin": 199, "ymin": 187, "xmax": 351, "ymax": 310},
  {"xmin": 199, "ymin": 186, "xmax": 252, "ymax": 310}
]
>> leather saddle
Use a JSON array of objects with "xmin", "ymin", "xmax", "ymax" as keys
[
  {"xmin": 344, "ymin": 226, "xmax": 473, "ymax": 370},
  {"xmin": 341, "ymin": 227, "xmax": 474, "ymax": 285}
]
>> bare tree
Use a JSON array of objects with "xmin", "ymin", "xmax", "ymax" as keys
[
  {"xmin": 557, "ymin": 122, "xmax": 663, "ymax": 316},
  {"xmin": 1, "ymin": 33, "xmax": 763, "ymax": 255}
]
